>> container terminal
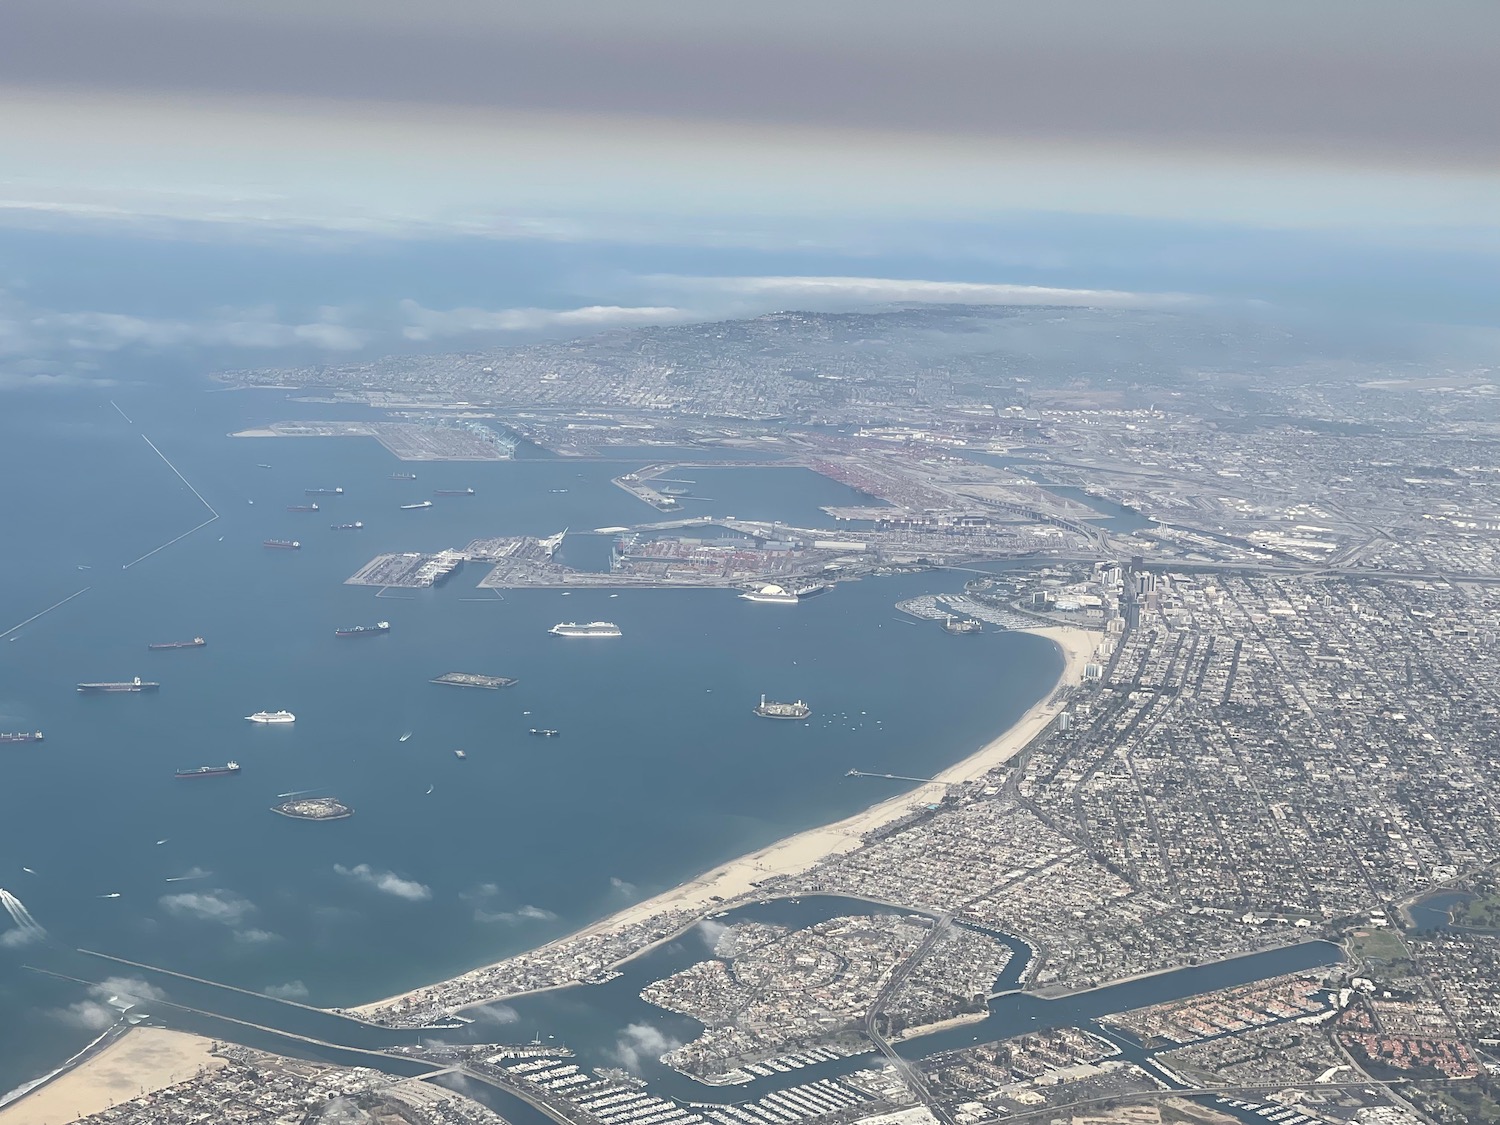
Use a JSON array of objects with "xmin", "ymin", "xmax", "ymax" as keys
[{"xmin": 429, "ymin": 672, "xmax": 517, "ymax": 689}]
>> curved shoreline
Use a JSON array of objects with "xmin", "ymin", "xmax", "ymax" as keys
[{"xmin": 348, "ymin": 623, "xmax": 1102, "ymax": 1018}]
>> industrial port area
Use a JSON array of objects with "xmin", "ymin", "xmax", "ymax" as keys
[{"xmin": 20, "ymin": 302, "xmax": 1500, "ymax": 1125}]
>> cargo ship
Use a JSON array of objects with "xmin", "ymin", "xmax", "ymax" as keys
[
  {"xmin": 331, "ymin": 521, "xmax": 364, "ymax": 530},
  {"xmin": 306, "ymin": 487, "xmax": 344, "ymax": 495},
  {"xmin": 754, "ymin": 694, "xmax": 811, "ymax": 720},
  {"xmin": 529, "ymin": 728, "xmax": 559, "ymax": 737},
  {"xmin": 400, "ymin": 500, "xmax": 433, "ymax": 510},
  {"xmin": 0, "ymin": 730, "xmax": 43, "ymax": 744},
  {"xmin": 263, "ymin": 539, "xmax": 301, "ymax": 550},
  {"xmin": 148, "ymin": 637, "xmax": 206, "ymax": 650},
  {"xmin": 176, "ymin": 761, "xmax": 240, "ymax": 779},
  {"xmin": 246, "ymin": 709, "xmax": 295, "ymax": 723},
  {"xmin": 740, "ymin": 583, "xmax": 799, "ymax": 604},
  {"xmin": 335, "ymin": 621, "xmax": 390, "ymax": 637},
  {"xmin": 549, "ymin": 621, "xmax": 622, "ymax": 637},
  {"xmin": 287, "ymin": 503, "xmax": 320, "ymax": 513},
  {"xmin": 391, "ymin": 472, "xmax": 417, "ymax": 480},
  {"xmin": 434, "ymin": 488, "xmax": 475, "ymax": 496},
  {"xmin": 78, "ymin": 677, "xmax": 158, "ymax": 693}
]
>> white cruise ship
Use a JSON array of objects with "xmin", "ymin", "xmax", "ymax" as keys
[
  {"xmin": 246, "ymin": 710, "xmax": 296, "ymax": 724},
  {"xmin": 549, "ymin": 621, "xmax": 622, "ymax": 638},
  {"xmin": 740, "ymin": 583, "xmax": 799, "ymax": 604}
]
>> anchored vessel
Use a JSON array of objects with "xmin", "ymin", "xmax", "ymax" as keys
[
  {"xmin": 754, "ymin": 694, "xmax": 812, "ymax": 719},
  {"xmin": 549, "ymin": 621, "xmax": 622, "ymax": 638},
  {"xmin": 176, "ymin": 761, "xmax": 240, "ymax": 779},
  {"xmin": 335, "ymin": 621, "xmax": 390, "ymax": 637},
  {"xmin": 529, "ymin": 728, "xmax": 560, "ymax": 737},
  {"xmin": 453, "ymin": 749, "xmax": 467, "ymax": 759},
  {"xmin": 148, "ymin": 637, "xmax": 206, "ymax": 650},
  {"xmin": 246, "ymin": 709, "xmax": 295, "ymax": 723},
  {"xmin": 287, "ymin": 503, "xmax": 319, "ymax": 512},
  {"xmin": 399, "ymin": 500, "xmax": 433, "ymax": 510},
  {"xmin": 943, "ymin": 615, "xmax": 984, "ymax": 635},
  {"xmin": 391, "ymin": 472, "xmax": 417, "ymax": 480},
  {"xmin": 77, "ymin": 677, "xmax": 158, "ymax": 693},
  {"xmin": 306, "ymin": 487, "xmax": 344, "ymax": 495},
  {"xmin": 263, "ymin": 539, "xmax": 301, "ymax": 550},
  {"xmin": 331, "ymin": 522, "xmax": 364, "ymax": 530},
  {"xmin": 429, "ymin": 672, "xmax": 516, "ymax": 690},
  {"xmin": 272, "ymin": 796, "xmax": 352, "ymax": 820},
  {"xmin": 0, "ymin": 731, "xmax": 43, "ymax": 744},
  {"xmin": 434, "ymin": 487, "xmax": 475, "ymax": 496}
]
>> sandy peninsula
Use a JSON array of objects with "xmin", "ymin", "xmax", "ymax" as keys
[
  {"xmin": 351, "ymin": 622, "xmax": 1101, "ymax": 1017},
  {"xmin": 0, "ymin": 1028, "xmax": 223, "ymax": 1125}
]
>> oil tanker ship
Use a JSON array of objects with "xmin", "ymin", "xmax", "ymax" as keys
[
  {"xmin": 305, "ymin": 487, "xmax": 344, "ymax": 495},
  {"xmin": 176, "ymin": 761, "xmax": 240, "ymax": 779},
  {"xmin": 0, "ymin": 730, "xmax": 43, "ymax": 743},
  {"xmin": 77, "ymin": 677, "xmax": 158, "ymax": 693},
  {"xmin": 399, "ymin": 500, "xmax": 433, "ymax": 510},
  {"xmin": 335, "ymin": 621, "xmax": 390, "ymax": 637},
  {"xmin": 434, "ymin": 488, "xmax": 475, "ymax": 496},
  {"xmin": 391, "ymin": 472, "xmax": 417, "ymax": 480},
  {"xmin": 148, "ymin": 637, "xmax": 206, "ymax": 650},
  {"xmin": 263, "ymin": 539, "xmax": 301, "ymax": 550}
]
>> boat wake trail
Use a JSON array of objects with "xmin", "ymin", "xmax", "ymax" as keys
[
  {"xmin": 121, "ymin": 434, "xmax": 221, "ymax": 571},
  {"xmin": 0, "ymin": 887, "xmax": 46, "ymax": 944}
]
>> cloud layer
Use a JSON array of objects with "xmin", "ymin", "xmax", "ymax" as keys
[{"xmin": 334, "ymin": 863, "xmax": 431, "ymax": 902}]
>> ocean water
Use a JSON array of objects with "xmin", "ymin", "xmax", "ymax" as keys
[{"xmin": 0, "ymin": 383, "xmax": 1062, "ymax": 1095}]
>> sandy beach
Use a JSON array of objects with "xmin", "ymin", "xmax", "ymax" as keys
[
  {"xmin": 0, "ymin": 1028, "xmax": 223, "ymax": 1125},
  {"xmin": 352, "ymin": 622, "xmax": 1101, "ymax": 1016}
]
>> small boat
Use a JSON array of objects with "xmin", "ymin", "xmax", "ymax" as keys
[
  {"xmin": 99, "ymin": 892, "xmax": 121, "ymax": 899},
  {"xmin": 425, "ymin": 785, "xmax": 434, "ymax": 795},
  {"xmin": 453, "ymin": 749, "xmax": 467, "ymax": 759},
  {"xmin": 399, "ymin": 731, "xmax": 412, "ymax": 743}
]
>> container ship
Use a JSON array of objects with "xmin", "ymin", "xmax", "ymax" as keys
[
  {"xmin": 263, "ymin": 539, "xmax": 301, "ymax": 550},
  {"xmin": 400, "ymin": 500, "xmax": 433, "ymax": 510},
  {"xmin": 78, "ymin": 677, "xmax": 158, "ymax": 693},
  {"xmin": 176, "ymin": 761, "xmax": 240, "ymax": 779},
  {"xmin": 549, "ymin": 621, "xmax": 622, "ymax": 638},
  {"xmin": 148, "ymin": 637, "xmax": 206, "ymax": 650},
  {"xmin": 331, "ymin": 521, "xmax": 364, "ymax": 530},
  {"xmin": 754, "ymin": 694, "xmax": 811, "ymax": 719},
  {"xmin": 0, "ymin": 730, "xmax": 43, "ymax": 744},
  {"xmin": 335, "ymin": 621, "xmax": 390, "ymax": 637},
  {"xmin": 434, "ymin": 487, "xmax": 475, "ymax": 496},
  {"xmin": 246, "ymin": 709, "xmax": 295, "ymax": 723},
  {"xmin": 528, "ymin": 728, "xmax": 560, "ymax": 737},
  {"xmin": 391, "ymin": 472, "xmax": 417, "ymax": 480},
  {"xmin": 306, "ymin": 487, "xmax": 344, "ymax": 495}
]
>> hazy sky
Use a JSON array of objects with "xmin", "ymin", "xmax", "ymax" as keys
[{"xmin": 1, "ymin": 0, "xmax": 1497, "ymax": 237}]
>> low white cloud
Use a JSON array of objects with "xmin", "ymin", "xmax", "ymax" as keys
[
  {"xmin": 474, "ymin": 903, "xmax": 558, "ymax": 925},
  {"xmin": 233, "ymin": 928, "xmax": 282, "ymax": 945},
  {"xmin": 609, "ymin": 1023, "xmax": 681, "ymax": 1074},
  {"xmin": 0, "ymin": 926, "xmax": 43, "ymax": 949},
  {"xmin": 57, "ymin": 976, "xmax": 168, "ymax": 1031},
  {"xmin": 264, "ymin": 980, "xmax": 310, "ymax": 1001},
  {"xmin": 159, "ymin": 889, "xmax": 256, "ymax": 927},
  {"xmin": 698, "ymin": 919, "xmax": 730, "ymax": 951},
  {"xmin": 649, "ymin": 273, "xmax": 1197, "ymax": 310},
  {"xmin": 609, "ymin": 876, "xmax": 638, "ymax": 898},
  {"xmin": 334, "ymin": 863, "xmax": 431, "ymax": 902},
  {"xmin": 472, "ymin": 1003, "xmax": 520, "ymax": 1026},
  {"xmin": 398, "ymin": 300, "xmax": 686, "ymax": 341}
]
